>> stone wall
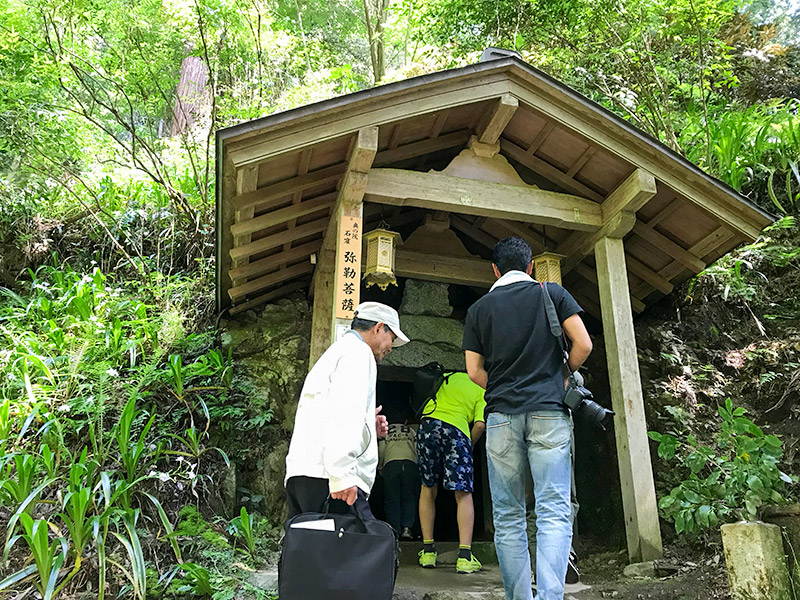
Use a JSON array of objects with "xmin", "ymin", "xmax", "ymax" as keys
[
  {"xmin": 383, "ymin": 279, "xmax": 467, "ymax": 371},
  {"xmin": 219, "ymin": 294, "xmax": 312, "ymax": 524}
]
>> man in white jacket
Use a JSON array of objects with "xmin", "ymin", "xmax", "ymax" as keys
[{"xmin": 285, "ymin": 302, "xmax": 409, "ymax": 518}]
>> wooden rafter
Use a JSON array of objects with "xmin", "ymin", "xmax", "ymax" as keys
[
  {"xmin": 231, "ymin": 165, "xmax": 260, "ymax": 288},
  {"xmin": 230, "ymin": 217, "xmax": 328, "ymax": 262},
  {"xmin": 226, "ymin": 76, "xmax": 512, "ymax": 167},
  {"xmin": 283, "ymin": 149, "xmax": 313, "ymax": 258},
  {"xmin": 228, "ymin": 240, "xmax": 322, "ymax": 281},
  {"xmin": 229, "ymin": 279, "xmax": 310, "ymax": 316},
  {"xmin": 632, "ymin": 221, "xmax": 706, "ymax": 272},
  {"xmin": 501, "ymin": 139, "xmax": 605, "ymax": 202},
  {"xmin": 567, "ymin": 147, "xmax": 596, "ymax": 178},
  {"xmin": 229, "ymin": 261, "xmax": 315, "ymax": 301},
  {"xmin": 365, "ymin": 168, "xmax": 603, "ymax": 231},
  {"xmin": 527, "ymin": 122, "xmax": 555, "ymax": 154},
  {"xmin": 451, "ymin": 215, "xmax": 499, "ymax": 251},
  {"xmin": 476, "ymin": 94, "xmax": 519, "ymax": 144},
  {"xmin": 230, "ymin": 192, "xmax": 335, "ymax": 237},
  {"xmin": 374, "ymin": 130, "xmax": 471, "ymax": 167},
  {"xmin": 231, "ymin": 163, "xmax": 347, "ymax": 213},
  {"xmin": 626, "ymin": 255, "xmax": 673, "ymax": 295},
  {"xmin": 558, "ymin": 169, "xmax": 657, "ymax": 274}
]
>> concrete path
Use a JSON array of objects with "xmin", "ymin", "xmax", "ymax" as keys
[{"xmin": 393, "ymin": 563, "xmax": 598, "ymax": 600}]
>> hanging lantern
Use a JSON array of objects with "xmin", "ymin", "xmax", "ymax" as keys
[
  {"xmin": 363, "ymin": 228, "xmax": 401, "ymax": 290},
  {"xmin": 533, "ymin": 251, "xmax": 565, "ymax": 285}
]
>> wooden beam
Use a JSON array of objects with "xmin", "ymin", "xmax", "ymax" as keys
[
  {"xmin": 228, "ymin": 240, "xmax": 322, "ymax": 282},
  {"xmin": 477, "ymin": 94, "xmax": 519, "ymax": 144},
  {"xmin": 632, "ymin": 221, "xmax": 706, "ymax": 272},
  {"xmin": 373, "ymin": 130, "xmax": 471, "ymax": 167},
  {"xmin": 501, "ymin": 139, "xmax": 605, "ymax": 202},
  {"xmin": 365, "ymin": 168, "xmax": 603, "ymax": 231},
  {"xmin": 527, "ymin": 121, "xmax": 555, "ymax": 154},
  {"xmin": 230, "ymin": 192, "xmax": 335, "ymax": 237},
  {"xmin": 506, "ymin": 82, "xmax": 768, "ymax": 238},
  {"xmin": 366, "ymin": 209, "xmax": 427, "ymax": 230},
  {"xmin": 283, "ymin": 149, "xmax": 314, "ymax": 255},
  {"xmin": 227, "ymin": 76, "xmax": 513, "ymax": 168},
  {"xmin": 493, "ymin": 219, "xmax": 545, "ymax": 252},
  {"xmin": 218, "ymin": 155, "xmax": 238, "ymax": 310},
  {"xmin": 626, "ymin": 255, "xmax": 673, "ymax": 295},
  {"xmin": 644, "ymin": 197, "xmax": 682, "ymax": 229},
  {"xmin": 600, "ymin": 169, "xmax": 657, "ymax": 221},
  {"xmin": 594, "ymin": 236, "xmax": 663, "ymax": 562},
  {"xmin": 573, "ymin": 262, "xmax": 644, "ymax": 313},
  {"xmin": 228, "ymin": 261, "xmax": 315, "ymax": 301},
  {"xmin": 451, "ymin": 215, "xmax": 499, "ymax": 251},
  {"xmin": 390, "ymin": 249, "xmax": 494, "ymax": 287},
  {"xmin": 229, "ymin": 279, "xmax": 309, "ymax": 316},
  {"xmin": 567, "ymin": 147, "xmax": 596, "ymax": 178},
  {"xmin": 633, "ymin": 225, "xmax": 735, "ymax": 298},
  {"xmin": 231, "ymin": 165, "xmax": 260, "ymax": 288},
  {"xmin": 231, "ymin": 163, "xmax": 347, "ymax": 213},
  {"xmin": 321, "ymin": 127, "xmax": 379, "ymax": 255},
  {"xmin": 230, "ymin": 218, "xmax": 328, "ymax": 262},
  {"xmin": 558, "ymin": 169, "xmax": 657, "ymax": 274},
  {"xmin": 309, "ymin": 247, "xmax": 336, "ymax": 367},
  {"xmin": 559, "ymin": 211, "xmax": 637, "ymax": 274}
]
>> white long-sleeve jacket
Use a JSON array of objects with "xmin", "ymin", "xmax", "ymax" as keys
[{"xmin": 284, "ymin": 331, "xmax": 378, "ymax": 494}]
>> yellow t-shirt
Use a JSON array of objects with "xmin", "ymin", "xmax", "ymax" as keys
[{"xmin": 422, "ymin": 372, "xmax": 486, "ymax": 440}]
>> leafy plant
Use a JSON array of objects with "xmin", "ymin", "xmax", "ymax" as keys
[
  {"xmin": 5, "ymin": 514, "xmax": 72, "ymax": 600},
  {"xmin": 229, "ymin": 506, "xmax": 256, "ymax": 558},
  {"xmin": 649, "ymin": 398, "xmax": 793, "ymax": 535}
]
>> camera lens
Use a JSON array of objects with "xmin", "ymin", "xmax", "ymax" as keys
[{"xmin": 580, "ymin": 399, "xmax": 615, "ymax": 431}]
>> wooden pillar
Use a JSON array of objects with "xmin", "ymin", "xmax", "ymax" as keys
[
  {"xmin": 307, "ymin": 127, "xmax": 377, "ymax": 369},
  {"xmin": 309, "ymin": 247, "xmax": 335, "ymax": 368},
  {"xmin": 594, "ymin": 235, "xmax": 663, "ymax": 563}
]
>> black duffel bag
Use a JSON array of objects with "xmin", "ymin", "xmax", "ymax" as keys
[{"xmin": 278, "ymin": 502, "xmax": 398, "ymax": 600}]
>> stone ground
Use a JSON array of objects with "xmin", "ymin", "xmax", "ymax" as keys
[{"xmin": 250, "ymin": 542, "xmax": 731, "ymax": 599}]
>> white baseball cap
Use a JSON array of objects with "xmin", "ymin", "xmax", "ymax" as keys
[{"xmin": 354, "ymin": 302, "xmax": 410, "ymax": 347}]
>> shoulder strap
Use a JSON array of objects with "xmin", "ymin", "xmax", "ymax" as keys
[{"xmin": 540, "ymin": 282, "xmax": 569, "ymax": 362}]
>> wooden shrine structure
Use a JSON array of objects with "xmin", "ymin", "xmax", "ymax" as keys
[{"xmin": 215, "ymin": 53, "xmax": 772, "ymax": 563}]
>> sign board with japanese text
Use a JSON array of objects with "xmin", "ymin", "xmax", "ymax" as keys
[{"xmin": 334, "ymin": 214, "xmax": 362, "ymax": 319}]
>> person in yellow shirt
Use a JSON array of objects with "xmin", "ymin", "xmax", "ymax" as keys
[{"xmin": 416, "ymin": 371, "xmax": 486, "ymax": 574}]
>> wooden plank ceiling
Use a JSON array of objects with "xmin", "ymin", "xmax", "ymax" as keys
[{"xmin": 216, "ymin": 59, "xmax": 772, "ymax": 318}]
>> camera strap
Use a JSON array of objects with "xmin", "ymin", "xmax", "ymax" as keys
[{"xmin": 539, "ymin": 282, "xmax": 570, "ymax": 364}]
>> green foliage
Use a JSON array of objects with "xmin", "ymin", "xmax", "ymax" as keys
[
  {"xmin": 649, "ymin": 398, "xmax": 792, "ymax": 535},
  {"xmin": 229, "ymin": 506, "xmax": 256, "ymax": 558}
]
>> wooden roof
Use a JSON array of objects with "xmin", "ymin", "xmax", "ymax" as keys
[{"xmin": 216, "ymin": 56, "xmax": 773, "ymax": 318}]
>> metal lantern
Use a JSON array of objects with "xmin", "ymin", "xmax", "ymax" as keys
[
  {"xmin": 363, "ymin": 228, "xmax": 401, "ymax": 290},
  {"xmin": 533, "ymin": 251, "xmax": 565, "ymax": 285}
]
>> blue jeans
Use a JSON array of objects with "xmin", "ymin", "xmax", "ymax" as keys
[
  {"xmin": 486, "ymin": 411, "xmax": 572, "ymax": 600},
  {"xmin": 383, "ymin": 460, "xmax": 420, "ymax": 531}
]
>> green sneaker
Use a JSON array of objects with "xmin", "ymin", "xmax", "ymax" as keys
[
  {"xmin": 456, "ymin": 554, "xmax": 482, "ymax": 574},
  {"xmin": 418, "ymin": 550, "xmax": 437, "ymax": 568}
]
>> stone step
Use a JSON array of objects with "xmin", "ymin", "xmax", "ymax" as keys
[{"xmin": 398, "ymin": 541, "xmax": 498, "ymax": 566}]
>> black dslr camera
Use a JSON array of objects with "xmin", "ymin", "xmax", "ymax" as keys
[{"xmin": 563, "ymin": 371, "xmax": 614, "ymax": 431}]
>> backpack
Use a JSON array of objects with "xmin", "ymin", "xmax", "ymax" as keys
[{"xmin": 410, "ymin": 362, "xmax": 451, "ymax": 418}]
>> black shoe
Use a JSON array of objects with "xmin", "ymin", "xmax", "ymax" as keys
[
  {"xmin": 399, "ymin": 527, "xmax": 413, "ymax": 541},
  {"xmin": 565, "ymin": 551, "xmax": 579, "ymax": 584}
]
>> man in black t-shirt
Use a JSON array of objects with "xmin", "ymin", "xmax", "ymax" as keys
[{"xmin": 463, "ymin": 236, "xmax": 592, "ymax": 600}]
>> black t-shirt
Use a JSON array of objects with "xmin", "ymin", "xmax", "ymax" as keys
[{"xmin": 462, "ymin": 279, "xmax": 583, "ymax": 415}]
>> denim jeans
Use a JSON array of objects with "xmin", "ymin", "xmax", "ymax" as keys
[
  {"xmin": 486, "ymin": 411, "xmax": 572, "ymax": 600},
  {"xmin": 382, "ymin": 460, "xmax": 420, "ymax": 531},
  {"xmin": 527, "ymin": 419, "xmax": 578, "ymax": 572}
]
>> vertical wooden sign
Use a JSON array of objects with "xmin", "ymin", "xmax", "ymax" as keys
[{"xmin": 334, "ymin": 214, "xmax": 362, "ymax": 319}]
